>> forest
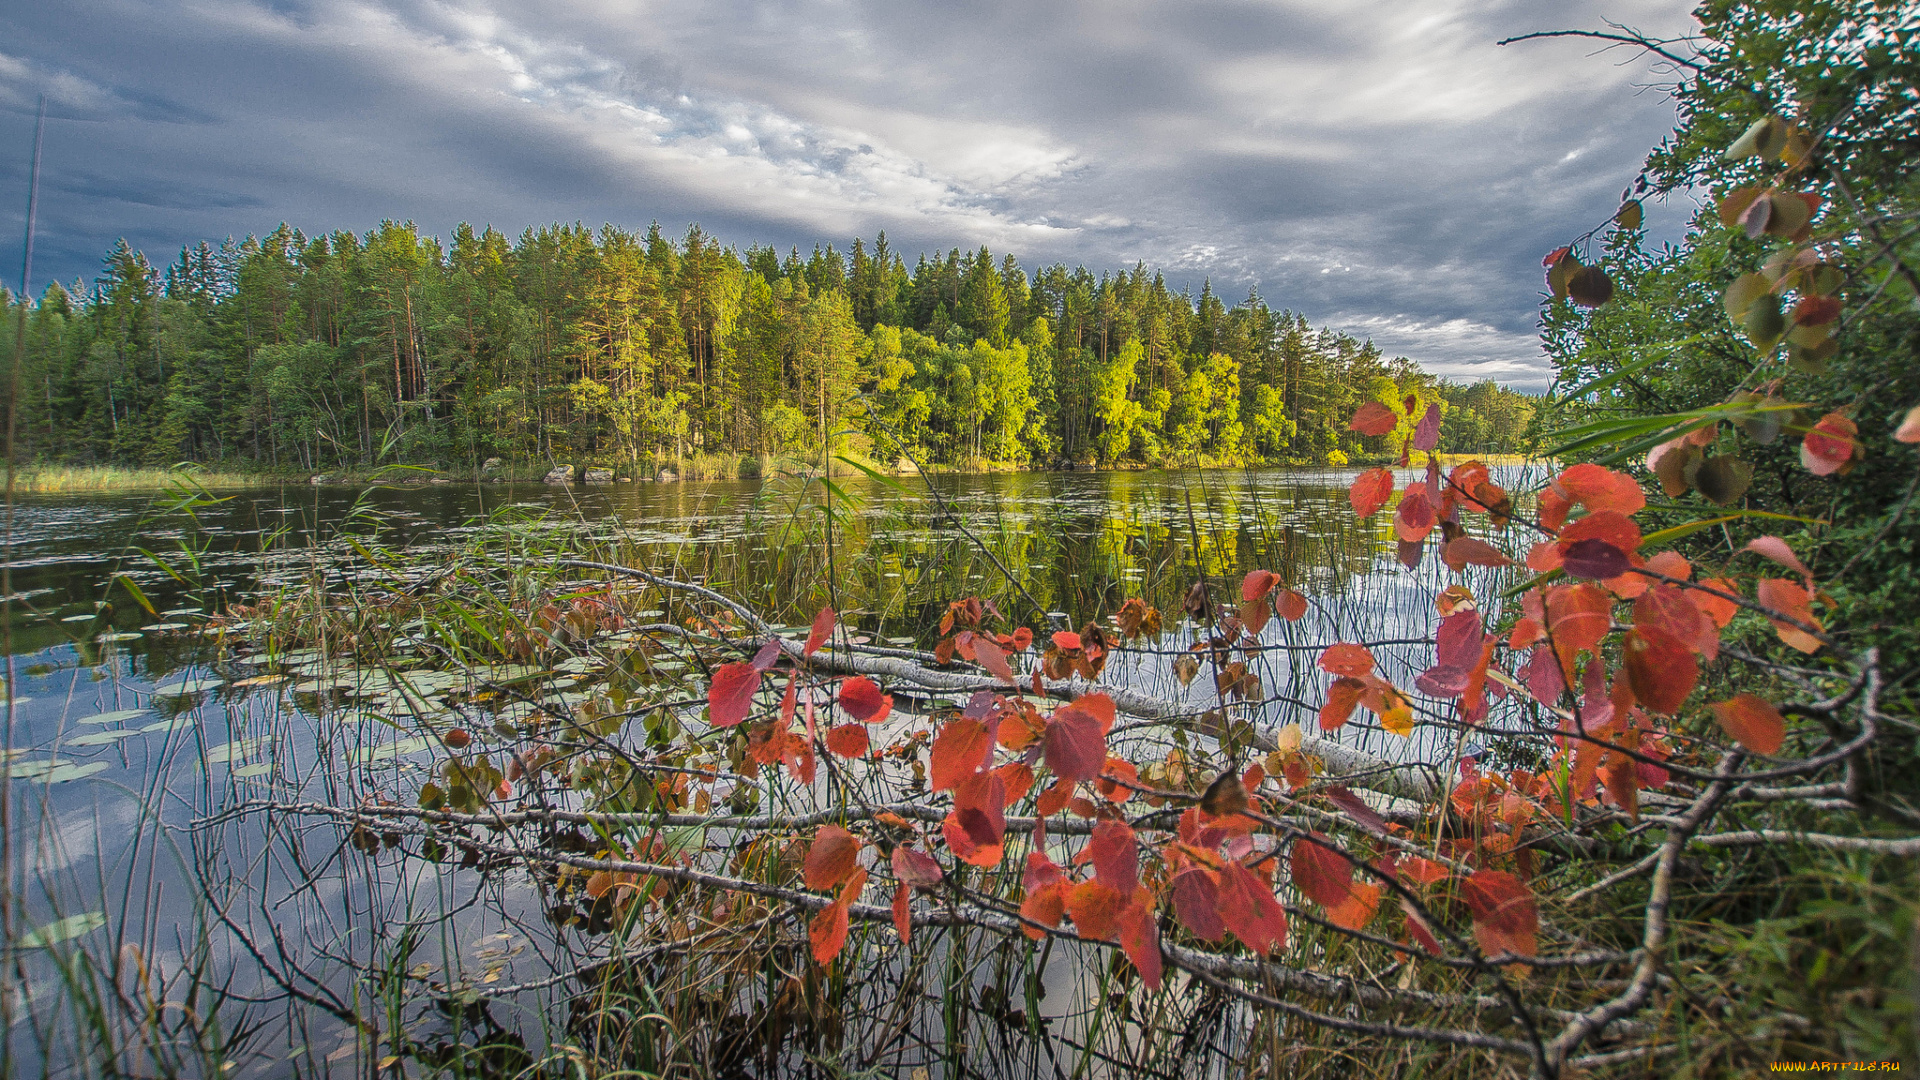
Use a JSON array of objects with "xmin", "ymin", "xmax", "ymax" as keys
[{"xmin": 0, "ymin": 227, "xmax": 1533, "ymax": 476}]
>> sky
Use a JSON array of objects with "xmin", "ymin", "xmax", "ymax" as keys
[{"xmin": 0, "ymin": 0, "xmax": 1704, "ymax": 390}]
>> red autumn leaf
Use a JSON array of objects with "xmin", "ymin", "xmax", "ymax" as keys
[
  {"xmin": 972, "ymin": 637, "xmax": 1016, "ymax": 684},
  {"xmin": 999, "ymin": 760, "xmax": 1037, "ymax": 806},
  {"xmin": 1394, "ymin": 485, "xmax": 1436, "ymax": 542},
  {"xmin": 1274, "ymin": 589, "xmax": 1309, "ymax": 622},
  {"xmin": 751, "ymin": 637, "xmax": 784, "ymax": 671},
  {"xmin": 1093, "ymin": 757, "xmax": 1136, "ymax": 803},
  {"xmin": 810, "ymin": 896, "xmax": 850, "ymax": 963},
  {"xmin": 838, "ymin": 676, "xmax": 893, "ymax": 724},
  {"xmin": 1559, "ymin": 508, "xmax": 1641, "ymax": 554},
  {"xmin": 1550, "ymin": 463, "xmax": 1646, "ymax": 520},
  {"xmin": 1349, "ymin": 401, "xmax": 1399, "ymax": 436},
  {"xmin": 1020, "ymin": 877, "xmax": 1067, "ymax": 940},
  {"xmin": 1290, "ymin": 834, "xmax": 1358, "ymax": 909},
  {"xmin": 892, "ymin": 845, "xmax": 945, "ymax": 888},
  {"xmin": 1322, "ymin": 786, "xmax": 1391, "ymax": 837},
  {"xmin": 1801, "ymin": 412, "xmax": 1857, "ymax": 476},
  {"xmin": 1089, "ymin": 819, "xmax": 1139, "ymax": 896},
  {"xmin": 1792, "ymin": 294, "xmax": 1841, "ymax": 326},
  {"xmin": 1442, "ymin": 536, "xmax": 1511, "ymax": 572},
  {"xmin": 1542, "ymin": 245, "xmax": 1571, "ymax": 268},
  {"xmin": 1756, "ymin": 578, "xmax": 1824, "ymax": 653},
  {"xmin": 1320, "ymin": 676, "xmax": 1366, "ymax": 731},
  {"xmin": 1412, "ymin": 402, "xmax": 1441, "ymax": 451},
  {"xmin": 1402, "ymin": 899, "xmax": 1445, "ymax": 955},
  {"xmin": 1051, "ymin": 630, "xmax": 1083, "ymax": 651},
  {"xmin": 804, "ymin": 605, "xmax": 836, "ymax": 657},
  {"xmin": 1349, "ymin": 467, "xmax": 1395, "ymax": 518},
  {"xmin": 442, "ymin": 728, "xmax": 472, "ymax": 750},
  {"xmin": 892, "ymin": 882, "xmax": 911, "ymax": 943},
  {"xmin": 1399, "ymin": 856, "xmax": 1450, "ymax": 886},
  {"xmin": 1415, "ymin": 610, "xmax": 1485, "ymax": 699},
  {"xmin": 707, "ymin": 661, "xmax": 762, "ymax": 728},
  {"xmin": 929, "ymin": 717, "xmax": 991, "ymax": 791},
  {"xmin": 1065, "ymin": 880, "xmax": 1125, "ymax": 940},
  {"xmin": 1318, "ymin": 642, "xmax": 1375, "ymax": 678},
  {"xmin": 944, "ymin": 770, "xmax": 1008, "ymax": 866},
  {"xmin": 1744, "ymin": 535, "xmax": 1812, "ymax": 586},
  {"xmin": 824, "ymin": 724, "xmax": 870, "ymax": 758},
  {"xmin": 1216, "ymin": 862, "xmax": 1288, "ymax": 954},
  {"xmin": 1116, "ymin": 892, "xmax": 1164, "ymax": 988},
  {"xmin": 1461, "ymin": 870, "xmax": 1538, "ymax": 958},
  {"xmin": 1545, "ymin": 583, "xmax": 1613, "ymax": 674},
  {"xmin": 1599, "ymin": 745, "xmax": 1641, "ymax": 821},
  {"xmin": 1711, "ymin": 693, "xmax": 1786, "ymax": 755},
  {"xmin": 1693, "ymin": 577, "xmax": 1741, "ymax": 628},
  {"xmin": 803, "ymin": 825, "xmax": 861, "ymax": 890},
  {"xmin": 1622, "ymin": 625, "xmax": 1698, "ymax": 715},
  {"xmin": 1241, "ymin": 594, "xmax": 1272, "ymax": 637},
  {"xmin": 1044, "ymin": 701, "xmax": 1109, "ymax": 783},
  {"xmin": 1326, "ymin": 881, "xmax": 1382, "ymax": 932},
  {"xmin": 1171, "ymin": 868, "xmax": 1226, "ymax": 941},
  {"xmin": 1241, "ymin": 569, "xmax": 1280, "ymax": 603},
  {"xmin": 1035, "ymin": 778, "xmax": 1075, "ymax": 817},
  {"xmin": 1634, "ymin": 584, "xmax": 1719, "ymax": 661}
]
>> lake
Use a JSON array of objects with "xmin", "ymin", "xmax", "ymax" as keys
[{"xmin": 1, "ymin": 464, "xmax": 1539, "ymax": 1078}]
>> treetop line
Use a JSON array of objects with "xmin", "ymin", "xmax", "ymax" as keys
[{"xmin": 0, "ymin": 226, "xmax": 1533, "ymax": 474}]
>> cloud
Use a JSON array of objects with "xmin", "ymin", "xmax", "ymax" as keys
[{"xmin": 0, "ymin": 0, "xmax": 1700, "ymax": 384}]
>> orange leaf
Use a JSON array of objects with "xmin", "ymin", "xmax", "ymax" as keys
[
  {"xmin": 803, "ymin": 825, "xmax": 861, "ymax": 890},
  {"xmin": 1756, "ymin": 577, "xmax": 1824, "ymax": 653},
  {"xmin": 1622, "ymin": 626, "xmax": 1698, "ymax": 715},
  {"xmin": 1349, "ymin": 467, "xmax": 1395, "ymax": 518},
  {"xmin": 1462, "ymin": 870, "xmax": 1538, "ymax": 958},
  {"xmin": 1325, "ymin": 881, "xmax": 1382, "ymax": 932},
  {"xmin": 805, "ymin": 605, "xmax": 836, "ymax": 657},
  {"xmin": 1275, "ymin": 589, "xmax": 1309, "ymax": 622},
  {"xmin": 1116, "ymin": 893, "xmax": 1163, "ymax": 988},
  {"xmin": 892, "ymin": 882, "xmax": 911, "ymax": 943},
  {"xmin": 707, "ymin": 662, "xmax": 761, "ymax": 728},
  {"xmin": 1895, "ymin": 404, "xmax": 1920, "ymax": 444},
  {"xmin": 1443, "ymin": 536, "xmax": 1511, "ymax": 571},
  {"xmin": 1320, "ymin": 676, "xmax": 1366, "ymax": 731},
  {"xmin": 809, "ymin": 896, "xmax": 850, "ymax": 964},
  {"xmin": 929, "ymin": 718, "xmax": 991, "ymax": 791},
  {"xmin": 1550, "ymin": 463, "xmax": 1646, "ymax": 519},
  {"xmin": 1020, "ymin": 877, "xmax": 1066, "ymax": 939},
  {"xmin": 1692, "ymin": 578, "xmax": 1741, "ymax": 629},
  {"xmin": 1089, "ymin": 819, "xmax": 1139, "ymax": 895},
  {"xmin": 1545, "ymin": 582, "xmax": 1613, "ymax": 675},
  {"xmin": 824, "ymin": 724, "xmax": 870, "ymax": 758},
  {"xmin": 1241, "ymin": 569, "xmax": 1280, "ymax": 603},
  {"xmin": 972, "ymin": 637, "xmax": 1016, "ymax": 684},
  {"xmin": 1711, "ymin": 693, "xmax": 1786, "ymax": 755},
  {"xmin": 1094, "ymin": 757, "xmax": 1136, "ymax": 803},
  {"xmin": 1065, "ymin": 880, "xmax": 1125, "ymax": 940},
  {"xmin": 1349, "ymin": 401, "xmax": 1398, "ymax": 436},
  {"xmin": 998, "ymin": 760, "xmax": 1037, "ymax": 806},
  {"xmin": 1318, "ymin": 642, "xmax": 1375, "ymax": 678}
]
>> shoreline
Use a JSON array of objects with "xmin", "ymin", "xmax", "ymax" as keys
[{"xmin": 7, "ymin": 453, "xmax": 1540, "ymax": 493}]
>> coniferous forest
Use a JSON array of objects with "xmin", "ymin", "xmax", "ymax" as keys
[{"xmin": 0, "ymin": 225, "xmax": 1533, "ymax": 476}]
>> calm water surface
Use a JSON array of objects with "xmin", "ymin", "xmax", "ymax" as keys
[{"xmin": 1, "ymin": 466, "xmax": 1540, "ymax": 1077}]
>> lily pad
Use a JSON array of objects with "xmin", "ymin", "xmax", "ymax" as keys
[
  {"xmin": 153, "ymin": 676, "xmax": 224, "ymax": 696},
  {"xmin": 144, "ymin": 623, "xmax": 190, "ymax": 632},
  {"xmin": 21, "ymin": 912, "xmax": 107, "ymax": 948},
  {"xmin": 205, "ymin": 737, "xmax": 267, "ymax": 766},
  {"xmin": 141, "ymin": 715, "xmax": 195, "ymax": 734},
  {"xmin": 60, "ymin": 614, "xmax": 99, "ymax": 623},
  {"xmin": 97, "ymin": 632, "xmax": 143, "ymax": 643},
  {"xmin": 77, "ymin": 709, "xmax": 149, "ymax": 726},
  {"xmin": 232, "ymin": 763, "xmax": 273, "ymax": 779},
  {"xmin": 66, "ymin": 729, "xmax": 141, "ymax": 747}
]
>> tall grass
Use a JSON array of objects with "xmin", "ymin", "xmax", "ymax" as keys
[{"xmin": 12, "ymin": 465, "xmax": 275, "ymax": 493}]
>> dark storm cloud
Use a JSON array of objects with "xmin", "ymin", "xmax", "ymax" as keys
[{"xmin": 0, "ymin": 0, "xmax": 1701, "ymax": 388}]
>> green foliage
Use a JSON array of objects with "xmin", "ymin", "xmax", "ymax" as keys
[{"xmin": 3, "ymin": 229, "xmax": 1529, "ymax": 474}]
